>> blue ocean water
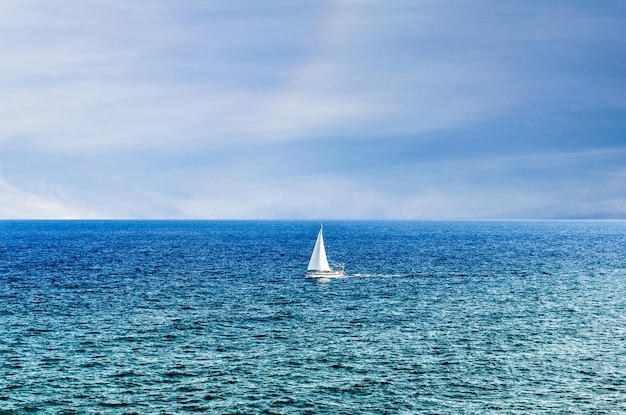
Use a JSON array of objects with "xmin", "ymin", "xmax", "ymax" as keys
[{"xmin": 0, "ymin": 220, "xmax": 625, "ymax": 414}]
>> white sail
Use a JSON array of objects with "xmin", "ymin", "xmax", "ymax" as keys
[{"xmin": 307, "ymin": 226, "xmax": 331, "ymax": 272}]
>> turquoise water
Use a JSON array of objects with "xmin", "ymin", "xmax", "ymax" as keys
[{"xmin": 1, "ymin": 220, "xmax": 625, "ymax": 413}]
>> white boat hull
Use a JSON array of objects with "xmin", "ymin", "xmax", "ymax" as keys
[{"xmin": 305, "ymin": 269, "xmax": 346, "ymax": 278}]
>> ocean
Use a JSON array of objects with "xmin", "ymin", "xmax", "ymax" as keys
[{"xmin": 0, "ymin": 220, "xmax": 625, "ymax": 414}]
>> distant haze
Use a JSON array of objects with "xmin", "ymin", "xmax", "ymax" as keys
[{"xmin": 1, "ymin": 1, "xmax": 625, "ymax": 219}]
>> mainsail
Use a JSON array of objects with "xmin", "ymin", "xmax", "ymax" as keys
[{"xmin": 307, "ymin": 226, "xmax": 331, "ymax": 272}]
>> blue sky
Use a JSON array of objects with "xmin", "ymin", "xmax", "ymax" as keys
[{"xmin": 1, "ymin": 0, "xmax": 625, "ymax": 219}]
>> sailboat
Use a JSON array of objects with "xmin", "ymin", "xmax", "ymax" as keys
[{"xmin": 305, "ymin": 225, "xmax": 345, "ymax": 278}]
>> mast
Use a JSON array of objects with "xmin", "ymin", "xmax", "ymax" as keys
[{"xmin": 307, "ymin": 225, "xmax": 331, "ymax": 272}]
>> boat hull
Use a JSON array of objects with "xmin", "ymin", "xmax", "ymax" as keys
[{"xmin": 305, "ymin": 269, "xmax": 346, "ymax": 278}]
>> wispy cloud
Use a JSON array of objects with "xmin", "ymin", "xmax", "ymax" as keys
[{"xmin": 0, "ymin": 177, "xmax": 96, "ymax": 219}]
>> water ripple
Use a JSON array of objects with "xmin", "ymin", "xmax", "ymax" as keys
[{"xmin": 1, "ymin": 220, "xmax": 625, "ymax": 413}]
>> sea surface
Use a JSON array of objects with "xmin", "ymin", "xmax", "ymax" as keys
[{"xmin": 0, "ymin": 220, "xmax": 625, "ymax": 414}]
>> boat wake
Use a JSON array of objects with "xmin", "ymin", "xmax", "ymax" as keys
[
  {"xmin": 347, "ymin": 273, "xmax": 411, "ymax": 278},
  {"xmin": 306, "ymin": 273, "xmax": 411, "ymax": 281}
]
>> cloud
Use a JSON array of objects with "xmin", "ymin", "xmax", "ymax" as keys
[
  {"xmin": 367, "ymin": 147, "xmax": 626, "ymax": 219},
  {"xmin": 0, "ymin": 0, "xmax": 625, "ymax": 218},
  {"xmin": 0, "ymin": 177, "xmax": 96, "ymax": 219}
]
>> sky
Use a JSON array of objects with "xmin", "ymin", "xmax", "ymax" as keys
[{"xmin": 1, "ymin": 0, "xmax": 625, "ymax": 219}]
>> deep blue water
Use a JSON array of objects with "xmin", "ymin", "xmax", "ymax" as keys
[{"xmin": 0, "ymin": 220, "xmax": 625, "ymax": 414}]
